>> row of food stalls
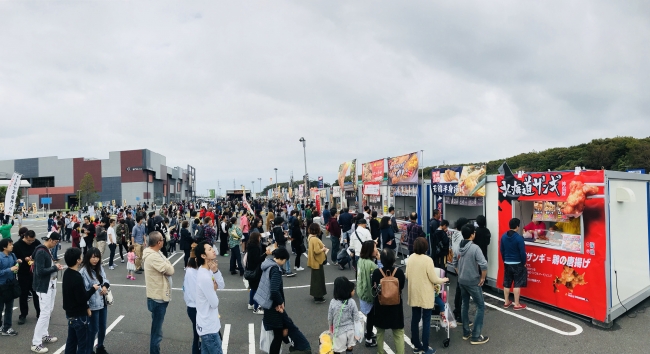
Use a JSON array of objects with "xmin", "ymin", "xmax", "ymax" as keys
[{"xmin": 325, "ymin": 155, "xmax": 650, "ymax": 326}]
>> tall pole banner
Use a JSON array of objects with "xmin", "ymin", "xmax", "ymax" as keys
[{"xmin": 5, "ymin": 173, "xmax": 22, "ymax": 216}]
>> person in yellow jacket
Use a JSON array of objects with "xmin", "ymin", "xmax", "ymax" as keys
[
  {"xmin": 405, "ymin": 237, "xmax": 449, "ymax": 354},
  {"xmin": 307, "ymin": 223, "xmax": 328, "ymax": 304}
]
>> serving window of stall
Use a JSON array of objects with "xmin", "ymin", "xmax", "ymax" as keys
[
  {"xmin": 391, "ymin": 185, "xmax": 417, "ymax": 219},
  {"xmin": 512, "ymin": 200, "xmax": 584, "ymax": 254}
]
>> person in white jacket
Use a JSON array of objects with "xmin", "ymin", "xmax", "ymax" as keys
[
  {"xmin": 349, "ymin": 219, "xmax": 372, "ymax": 270},
  {"xmin": 194, "ymin": 241, "xmax": 226, "ymax": 354}
]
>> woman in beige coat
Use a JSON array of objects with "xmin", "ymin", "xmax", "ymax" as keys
[{"xmin": 405, "ymin": 238, "xmax": 449, "ymax": 354}]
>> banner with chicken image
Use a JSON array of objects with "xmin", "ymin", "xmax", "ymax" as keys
[{"xmin": 387, "ymin": 152, "xmax": 419, "ymax": 185}]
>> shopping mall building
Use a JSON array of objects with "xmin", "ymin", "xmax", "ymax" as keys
[{"xmin": 0, "ymin": 149, "xmax": 196, "ymax": 210}]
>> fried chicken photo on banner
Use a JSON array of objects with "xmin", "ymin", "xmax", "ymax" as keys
[
  {"xmin": 553, "ymin": 265, "xmax": 587, "ymax": 293},
  {"xmin": 562, "ymin": 180, "xmax": 600, "ymax": 216}
]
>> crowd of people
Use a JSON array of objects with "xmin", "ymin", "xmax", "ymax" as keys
[{"xmin": 0, "ymin": 196, "xmax": 532, "ymax": 354}]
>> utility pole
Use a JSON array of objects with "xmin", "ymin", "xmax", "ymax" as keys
[{"xmin": 258, "ymin": 178, "xmax": 261, "ymax": 193}]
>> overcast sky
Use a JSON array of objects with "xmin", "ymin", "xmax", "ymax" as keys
[{"xmin": 1, "ymin": 1, "xmax": 649, "ymax": 194}]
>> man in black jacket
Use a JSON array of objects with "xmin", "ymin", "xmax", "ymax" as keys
[
  {"xmin": 338, "ymin": 208, "xmax": 353, "ymax": 244},
  {"xmin": 12, "ymin": 230, "xmax": 41, "ymax": 325},
  {"xmin": 30, "ymin": 232, "xmax": 63, "ymax": 354},
  {"xmin": 62, "ymin": 247, "xmax": 99, "ymax": 354}
]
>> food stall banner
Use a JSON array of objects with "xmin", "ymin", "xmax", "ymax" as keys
[
  {"xmin": 496, "ymin": 167, "xmax": 607, "ymax": 321},
  {"xmin": 332, "ymin": 186, "xmax": 341, "ymax": 198},
  {"xmin": 497, "ymin": 163, "xmax": 603, "ymax": 218},
  {"xmin": 363, "ymin": 182, "xmax": 380, "ymax": 195},
  {"xmin": 390, "ymin": 185, "xmax": 417, "ymax": 197},
  {"xmin": 387, "ymin": 152, "xmax": 419, "ymax": 185},
  {"xmin": 4, "ymin": 173, "xmax": 22, "ymax": 216},
  {"xmin": 456, "ymin": 165, "xmax": 486, "ymax": 197},
  {"xmin": 362, "ymin": 159, "xmax": 385, "ymax": 183},
  {"xmin": 298, "ymin": 184, "xmax": 304, "ymax": 197},
  {"xmin": 431, "ymin": 167, "xmax": 462, "ymax": 195},
  {"xmin": 337, "ymin": 160, "xmax": 356, "ymax": 191},
  {"xmin": 318, "ymin": 176, "xmax": 324, "ymax": 188},
  {"xmin": 350, "ymin": 159, "xmax": 357, "ymax": 193}
]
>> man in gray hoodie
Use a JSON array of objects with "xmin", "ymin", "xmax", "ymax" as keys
[{"xmin": 450, "ymin": 224, "xmax": 489, "ymax": 345}]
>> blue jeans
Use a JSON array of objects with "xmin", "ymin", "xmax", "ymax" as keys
[
  {"xmin": 0, "ymin": 298, "xmax": 14, "ymax": 329},
  {"xmin": 200, "ymin": 332, "xmax": 224, "ymax": 354},
  {"xmin": 411, "ymin": 307, "xmax": 433, "ymax": 351},
  {"xmin": 186, "ymin": 307, "xmax": 200, "ymax": 354},
  {"xmin": 88, "ymin": 306, "xmax": 107, "ymax": 350},
  {"xmin": 52, "ymin": 243, "xmax": 59, "ymax": 260},
  {"xmin": 147, "ymin": 299, "xmax": 169, "ymax": 354},
  {"xmin": 65, "ymin": 315, "xmax": 90, "ymax": 354},
  {"xmin": 229, "ymin": 245, "xmax": 244, "ymax": 275},
  {"xmin": 330, "ymin": 236, "xmax": 340, "ymax": 263},
  {"xmin": 249, "ymin": 289, "xmax": 259, "ymax": 310},
  {"xmin": 278, "ymin": 245, "xmax": 291, "ymax": 273},
  {"xmin": 459, "ymin": 284, "xmax": 485, "ymax": 341}
]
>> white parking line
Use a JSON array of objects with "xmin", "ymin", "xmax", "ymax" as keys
[
  {"xmin": 172, "ymin": 254, "xmax": 185, "ymax": 267},
  {"xmin": 248, "ymin": 323, "xmax": 255, "ymax": 354},
  {"xmin": 53, "ymin": 315, "xmax": 125, "ymax": 354},
  {"xmin": 482, "ymin": 292, "xmax": 583, "ymax": 336},
  {"xmin": 222, "ymin": 324, "xmax": 231, "ymax": 354},
  {"xmin": 359, "ymin": 312, "xmax": 394, "ymax": 354}
]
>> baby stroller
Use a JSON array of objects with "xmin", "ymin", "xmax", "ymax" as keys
[{"xmin": 422, "ymin": 268, "xmax": 453, "ymax": 348}]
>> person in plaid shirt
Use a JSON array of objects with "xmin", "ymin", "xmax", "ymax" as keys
[
  {"xmin": 203, "ymin": 217, "xmax": 217, "ymax": 246},
  {"xmin": 405, "ymin": 212, "xmax": 425, "ymax": 255}
]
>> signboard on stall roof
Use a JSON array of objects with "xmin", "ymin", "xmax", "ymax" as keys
[
  {"xmin": 332, "ymin": 186, "xmax": 341, "ymax": 198},
  {"xmin": 626, "ymin": 168, "xmax": 646, "ymax": 174},
  {"xmin": 390, "ymin": 185, "xmax": 417, "ymax": 197},
  {"xmin": 362, "ymin": 159, "xmax": 385, "ymax": 183},
  {"xmin": 431, "ymin": 167, "xmax": 462, "ymax": 195},
  {"xmin": 387, "ymin": 152, "xmax": 419, "ymax": 185},
  {"xmin": 362, "ymin": 182, "xmax": 380, "ymax": 195}
]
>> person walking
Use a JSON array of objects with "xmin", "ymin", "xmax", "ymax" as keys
[
  {"xmin": 79, "ymin": 247, "xmax": 111, "ymax": 354},
  {"xmin": 95, "ymin": 218, "xmax": 108, "ymax": 260},
  {"xmin": 406, "ymin": 238, "xmax": 449, "ymax": 354},
  {"xmin": 61, "ymin": 247, "xmax": 99, "ymax": 354},
  {"xmin": 227, "ymin": 217, "xmax": 244, "ymax": 276},
  {"xmin": 131, "ymin": 216, "xmax": 147, "ymax": 274},
  {"xmin": 290, "ymin": 216, "xmax": 305, "ymax": 272},
  {"xmin": 180, "ymin": 221, "xmax": 194, "ymax": 268},
  {"xmin": 219, "ymin": 216, "xmax": 230, "ymax": 257},
  {"xmin": 271, "ymin": 217, "xmax": 295, "ymax": 277},
  {"xmin": 246, "ymin": 232, "xmax": 268, "ymax": 314},
  {"xmin": 500, "ymin": 218, "xmax": 527, "ymax": 310},
  {"xmin": 81, "ymin": 216, "xmax": 95, "ymax": 256},
  {"xmin": 13, "ymin": 230, "xmax": 41, "ymax": 326},
  {"xmin": 143, "ymin": 232, "xmax": 175, "ymax": 354},
  {"xmin": 371, "ymin": 248, "xmax": 406, "ymax": 354},
  {"xmin": 450, "ymin": 225, "xmax": 489, "ymax": 345},
  {"xmin": 115, "ymin": 219, "xmax": 130, "ymax": 264},
  {"xmin": 379, "ymin": 216, "xmax": 396, "ymax": 251},
  {"xmin": 338, "ymin": 208, "xmax": 353, "ymax": 245},
  {"xmin": 194, "ymin": 241, "xmax": 226, "ymax": 354},
  {"xmin": 307, "ymin": 223, "xmax": 328, "ymax": 304},
  {"xmin": 327, "ymin": 210, "xmax": 341, "ymax": 265},
  {"xmin": 0, "ymin": 239, "xmax": 20, "ymax": 336},
  {"xmin": 31, "ymin": 232, "xmax": 63, "ymax": 354},
  {"xmin": 183, "ymin": 250, "xmax": 200, "ymax": 354},
  {"xmin": 107, "ymin": 219, "xmax": 118, "ymax": 270},
  {"xmin": 357, "ymin": 241, "xmax": 379, "ymax": 348}
]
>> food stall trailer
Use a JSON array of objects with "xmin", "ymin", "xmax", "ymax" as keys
[
  {"xmin": 485, "ymin": 167, "xmax": 650, "ymax": 326},
  {"xmin": 430, "ymin": 166, "xmax": 487, "ymax": 228}
]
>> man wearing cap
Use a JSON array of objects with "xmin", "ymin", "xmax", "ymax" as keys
[{"xmin": 30, "ymin": 232, "xmax": 63, "ymax": 354}]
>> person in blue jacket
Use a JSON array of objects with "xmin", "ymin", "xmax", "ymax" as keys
[{"xmin": 499, "ymin": 218, "xmax": 528, "ymax": 310}]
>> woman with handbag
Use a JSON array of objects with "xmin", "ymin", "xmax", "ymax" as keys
[
  {"xmin": 245, "ymin": 232, "xmax": 269, "ymax": 314},
  {"xmin": 80, "ymin": 247, "xmax": 112, "ymax": 354},
  {"xmin": 0, "ymin": 238, "xmax": 20, "ymax": 336},
  {"xmin": 307, "ymin": 223, "xmax": 328, "ymax": 304}
]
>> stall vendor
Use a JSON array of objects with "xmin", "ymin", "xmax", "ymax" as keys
[
  {"xmin": 523, "ymin": 217, "xmax": 546, "ymax": 240},
  {"xmin": 551, "ymin": 217, "xmax": 581, "ymax": 235}
]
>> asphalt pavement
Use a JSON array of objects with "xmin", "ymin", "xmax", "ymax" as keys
[{"xmin": 2, "ymin": 217, "xmax": 649, "ymax": 354}]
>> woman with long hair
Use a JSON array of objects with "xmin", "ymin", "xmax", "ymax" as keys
[
  {"xmin": 307, "ymin": 223, "xmax": 328, "ymax": 304},
  {"xmin": 183, "ymin": 249, "xmax": 200, "ymax": 354},
  {"xmin": 79, "ymin": 247, "xmax": 111, "ymax": 354},
  {"xmin": 291, "ymin": 216, "xmax": 305, "ymax": 271},
  {"xmin": 246, "ymin": 232, "xmax": 269, "ymax": 314},
  {"xmin": 379, "ymin": 216, "xmax": 396, "ymax": 250}
]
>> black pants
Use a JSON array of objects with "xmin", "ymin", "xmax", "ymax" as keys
[
  {"xmin": 454, "ymin": 279, "xmax": 462, "ymax": 318},
  {"xmin": 18, "ymin": 275, "xmax": 39, "ymax": 319},
  {"xmin": 295, "ymin": 250, "xmax": 303, "ymax": 268},
  {"xmin": 365, "ymin": 307, "xmax": 375, "ymax": 340},
  {"xmin": 184, "ymin": 248, "xmax": 191, "ymax": 268},
  {"xmin": 220, "ymin": 235, "xmax": 229, "ymax": 255},
  {"xmin": 65, "ymin": 228, "xmax": 72, "ymax": 242},
  {"xmin": 108, "ymin": 244, "xmax": 117, "ymax": 267},
  {"xmin": 118, "ymin": 240, "xmax": 127, "ymax": 260}
]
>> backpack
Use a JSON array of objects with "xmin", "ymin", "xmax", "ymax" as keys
[
  {"xmin": 378, "ymin": 268, "xmax": 400, "ymax": 306},
  {"xmin": 253, "ymin": 265, "xmax": 277, "ymax": 310}
]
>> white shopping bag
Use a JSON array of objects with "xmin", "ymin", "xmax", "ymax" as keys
[
  {"xmin": 442, "ymin": 303, "xmax": 457, "ymax": 329},
  {"xmin": 259, "ymin": 323, "xmax": 274, "ymax": 353}
]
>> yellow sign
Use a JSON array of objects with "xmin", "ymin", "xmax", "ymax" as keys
[{"xmin": 383, "ymin": 205, "xmax": 388, "ymax": 213}]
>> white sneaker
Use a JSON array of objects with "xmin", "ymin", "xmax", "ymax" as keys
[
  {"xmin": 295, "ymin": 267, "xmax": 305, "ymax": 271},
  {"xmin": 42, "ymin": 335, "xmax": 58, "ymax": 343},
  {"xmin": 109, "ymin": 266, "xmax": 115, "ymax": 270},
  {"xmin": 253, "ymin": 308, "xmax": 264, "ymax": 315},
  {"xmin": 248, "ymin": 304, "xmax": 255, "ymax": 310},
  {"xmin": 31, "ymin": 345, "xmax": 48, "ymax": 353},
  {"xmin": 120, "ymin": 259, "xmax": 125, "ymax": 263}
]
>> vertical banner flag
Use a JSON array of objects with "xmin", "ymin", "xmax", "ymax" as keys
[
  {"xmin": 362, "ymin": 159, "xmax": 385, "ymax": 183},
  {"xmin": 242, "ymin": 189, "xmax": 255, "ymax": 215},
  {"xmin": 318, "ymin": 176, "xmax": 324, "ymax": 188},
  {"xmin": 4, "ymin": 173, "xmax": 22, "ymax": 216},
  {"xmin": 338, "ymin": 161, "xmax": 351, "ymax": 189},
  {"xmin": 350, "ymin": 159, "xmax": 357, "ymax": 193}
]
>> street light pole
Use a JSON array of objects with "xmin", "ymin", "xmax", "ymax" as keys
[
  {"xmin": 299, "ymin": 137, "xmax": 307, "ymax": 197},
  {"xmin": 274, "ymin": 168, "xmax": 278, "ymax": 196}
]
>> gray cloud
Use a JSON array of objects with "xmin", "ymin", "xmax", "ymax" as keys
[{"xmin": 0, "ymin": 1, "xmax": 648, "ymax": 194}]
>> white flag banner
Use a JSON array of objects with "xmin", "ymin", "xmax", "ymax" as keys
[{"xmin": 4, "ymin": 172, "xmax": 22, "ymax": 216}]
